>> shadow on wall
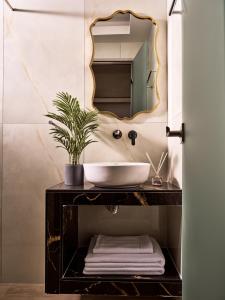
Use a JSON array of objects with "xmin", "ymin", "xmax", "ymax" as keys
[{"xmin": 167, "ymin": 153, "xmax": 180, "ymax": 187}]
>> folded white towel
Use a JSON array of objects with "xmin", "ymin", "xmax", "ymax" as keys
[
  {"xmin": 93, "ymin": 234, "xmax": 153, "ymax": 254},
  {"xmin": 85, "ymin": 262, "xmax": 163, "ymax": 268},
  {"xmin": 84, "ymin": 266, "xmax": 163, "ymax": 272},
  {"xmin": 85, "ymin": 236, "xmax": 165, "ymax": 266},
  {"xmin": 83, "ymin": 268, "xmax": 165, "ymax": 275}
]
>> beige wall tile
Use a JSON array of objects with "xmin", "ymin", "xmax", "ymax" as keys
[
  {"xmin": 8, "ymin": 0, "xmax": 82, "ymax": 12},
  {"xmin": 168, "ymin": 10, "xmax": 182, "ymax": 122},
  {"xmin": 2, "ymin": 0, "xmax": 171, "ymax": 285},
  {"xmin": 2, "ymin": 124, "xmax": 67, "ymax": 282},
  {"xmin": 84, "ymin": 122, "xmax": 168, "ymax": 179},
  {"xmin": 85, "ymin": 0, "xmax": 167, "ymax": 20},
  {"xmin": 3, "ymin": 0, "xmax": 84, "ymax": 124},
  {"xmin": 167, "ymin": 113, "xmax": 183, "ymax": 187},
  {"xmin": 2, "ymin": 245, "xmax": 44, "ymax": 283},
  {"xmin": 84, "ymin": 0, "xmax": 167, "ymax": 123}
]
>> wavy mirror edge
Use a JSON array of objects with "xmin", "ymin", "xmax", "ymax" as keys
[{"xmin": 89, "ymin": 10, "xmax": 160, "ymax": 121}]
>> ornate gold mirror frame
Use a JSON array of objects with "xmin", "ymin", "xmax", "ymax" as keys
[{"xmin": 89, "ymin": 10, "xmax": 160, "ymax": 120}]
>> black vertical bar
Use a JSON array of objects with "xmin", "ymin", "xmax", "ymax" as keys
[{"xmin": 169, "ymin": 0, "xmax": 178, "ymax": 16}]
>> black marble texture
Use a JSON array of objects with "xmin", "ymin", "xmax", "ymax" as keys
[
  {"xmin": 60, "ymin": 280, "xmax": 182, "ymax": 297},
  {"xmin": 46, "ymin": 182, "xmax": 182, "ymax": 206},
  {"xmin": 45, "ymin": 182, "xmax": 182, "ymax": 297}
]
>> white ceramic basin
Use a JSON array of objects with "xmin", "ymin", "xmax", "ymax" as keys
[{"xmin": 84, "ymin": 162, "xmax": 150, "ymax": 187}]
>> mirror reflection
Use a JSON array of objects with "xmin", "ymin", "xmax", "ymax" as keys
[{"xmin": 91, "ymin": 11, "xmax": 159, "ymax": 119}]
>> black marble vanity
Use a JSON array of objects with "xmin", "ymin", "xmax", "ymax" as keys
[{"xmin": 45, "ymin": 182, "xmax": 182, "ymax": 298}]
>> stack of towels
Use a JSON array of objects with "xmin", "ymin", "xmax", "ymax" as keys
[{"xmin": 83, "ymin": 234, "xmax": 165, "ymax": 275}]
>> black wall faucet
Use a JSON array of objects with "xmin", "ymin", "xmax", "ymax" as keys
[
  {"xmin": 113, "ymin": 130, "xmax": 122, "ymax": 139},
  {"xmin": 128, "ymin": 130, "xmax": 137, "ymax": 145}
]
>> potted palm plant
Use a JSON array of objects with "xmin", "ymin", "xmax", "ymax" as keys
[{"xmin": 46, "ymin": 92, "xmax": 99, "ymax": 186}]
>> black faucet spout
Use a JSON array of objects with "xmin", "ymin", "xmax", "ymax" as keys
[{"xmin": 128, "ymin": 130, "xmax": 137, "ymax": 146}]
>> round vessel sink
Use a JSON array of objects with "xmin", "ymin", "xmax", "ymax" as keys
[{"xmin": 84, "ymin": 162, "xmax": 150, "ymax": 188}]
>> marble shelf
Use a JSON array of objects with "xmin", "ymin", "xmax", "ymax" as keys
[
  {"xmin": 46, "ymin": 182, "xmax": 182, "ymax": 206},
  {"xmin": 45, "ymin": 182, "xmax": 182, "ymax": 297}
]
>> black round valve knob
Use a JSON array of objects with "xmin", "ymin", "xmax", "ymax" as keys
[{"xmin": 113, "ymin": 130, "xmax": 122, "ymax": 139}]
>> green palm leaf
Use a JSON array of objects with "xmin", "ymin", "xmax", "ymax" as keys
[{"xmin": 46, "ymin": 92, "xmax": 99, "ymax": 164}]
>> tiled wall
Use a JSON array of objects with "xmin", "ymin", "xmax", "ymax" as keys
[
  {"xmin": 1, "ymin": 0, "xmax": 168, "ymax": 283},
  {"xmin": 1, "ymin": 0, "xmax": 85, "ymax": 282}
]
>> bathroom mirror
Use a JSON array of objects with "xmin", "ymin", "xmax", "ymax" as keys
[{"xmin": 90, "ymin": 10, "xmax": 159, "ymax": 119}]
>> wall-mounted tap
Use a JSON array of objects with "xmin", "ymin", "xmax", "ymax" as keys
[
  {"xmin": 128, "ymin": 130, "xmax": 137, "ymax": 145},
  {"xmin": 113, "ymin": 129, "xmax": 122, "ymax": 139}
]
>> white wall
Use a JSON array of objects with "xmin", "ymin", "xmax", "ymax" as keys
[{"xmin": 1, "ymin": 0, "xmax": 167, "ymax": 283}]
